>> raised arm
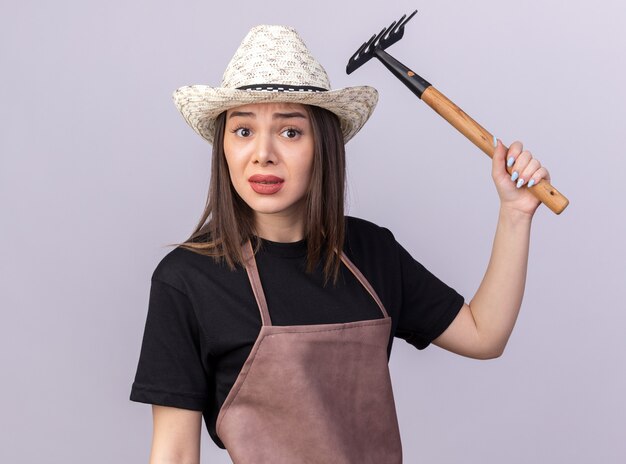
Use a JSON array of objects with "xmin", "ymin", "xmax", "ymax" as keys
[
  {"xmin": 149, "ymin": 405, "xmax": 203, "ymax": 464},
  {"xmin": 432, "ymin": 139, "xmax": 551, "ymax": 359}
]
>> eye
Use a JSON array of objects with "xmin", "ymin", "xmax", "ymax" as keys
[
  {"xmin": 231, "ymin": 126, "xmax": 251, "ymax": 137},
  {"xmin": 281, "ymin": 127, "xmax": 301, "ymax": 139}
]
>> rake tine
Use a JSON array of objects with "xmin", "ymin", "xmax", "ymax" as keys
[
  {"xmin": 384, "ymin": 12, "xmax": 406, "ymax": 41},
  {"xmin": 398, "ymin": 10, "xmax": 417, "ymax": 30},
  {"xmin": 370, "ymin": 27, "xmax": 388, "ymax": 51},
  {"xmin": 348, "ymin": 34, "xmax": 376, "ymax": 63},
  {"xmin": 381, "ymin": 20, "xmax": 397, "ymax": 42},
  {"xmin": 361, "ymin": 33, "xmax": 378, "ymax": 54},
  {"xmin": 394, "ymin": 13, "xmax": 407, "ymax": 31},
  {"xmin": 346, "ymin": 10, "xmax": 418, "ymax": 74}
]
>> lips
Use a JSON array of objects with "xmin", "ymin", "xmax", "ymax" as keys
[{"xmin": 248, "ymin": 174, "xmax": 284, "ymax": 195}]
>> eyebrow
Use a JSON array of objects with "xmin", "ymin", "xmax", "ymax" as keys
[
  {"xmin": 273, "ymin": 112, "xmax": 307, "ymax": 120},
  {"xmin": 228, "ymin": 111, "xmax": 307, "ymax": 120}
]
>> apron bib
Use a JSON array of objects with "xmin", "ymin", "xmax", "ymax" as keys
[{"xmin": 216, "ymin": 239, "xmax": 403, "ymax": 463}]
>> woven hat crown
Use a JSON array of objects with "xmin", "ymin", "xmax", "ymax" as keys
[
  {"xmin": 172, "ymin": 24, "xmax": 378, "ymax": 145},
  {"xmin": 221, "ymin": 25, "xmax": 331, "ymax": 90}
]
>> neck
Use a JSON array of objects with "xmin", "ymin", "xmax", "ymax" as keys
[{"xmin": 253, "ymin": 211, "xmax": 306, "ymax": 243}]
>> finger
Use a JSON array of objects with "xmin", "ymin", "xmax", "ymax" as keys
[
  {"xmin": 492, "ymin": 138, "xmax": 508, "ymax": 177},
  {"xmin": 505, "ymin": 141, "xmax": 524, "ymax": 170},
  {"xmin": 510, "ymin": 150, "xmax": 532, "ymax": 185},
  {"xmin": 519, "ymin": 158, "xmax": 541, "ymax": 188},
  {"xmin": 527, "ymin": 166, "xmax": 550, "ymax": 188}
]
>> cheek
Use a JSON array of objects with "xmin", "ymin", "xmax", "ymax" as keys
[
  {"xmin": 223, "ymin": 152, "xmax": 245, "ymax": 193},
  {"xmin": 291, "ymin": 136, "xmax": 314, "ymax": 171},
  {"xmin": 301, "ymin": 147, "xmax": 315, "ymax": 181},
  {"xmin": 223, "ymin": 141, "xmax": 243, "ymax": 174},
  {"xmin": 303, "ymin": 158, "xmax": 314, "ymax": 181}
]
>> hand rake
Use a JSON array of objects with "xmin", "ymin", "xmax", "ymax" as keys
[{"xmin": 347, "ymin": 10, "xmax": 569, "ymax": 215}]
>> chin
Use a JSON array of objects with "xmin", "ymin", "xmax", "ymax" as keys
[
  {"xmin": 245, "ymin": 198, "xmax": 306, "ymax": 217},
  {"xmin": 250, "ymin": 204, "xmax": 295, "ymax": 215}
]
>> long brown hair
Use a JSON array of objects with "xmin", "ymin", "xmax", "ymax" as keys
[{"xmin": 168, "ymin": 104, "xmax": 347, "ymax": 286}]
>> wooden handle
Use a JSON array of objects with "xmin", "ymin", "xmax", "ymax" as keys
[{"xmin": 421, "ymin": 86, "xmax": 569, "ymax": 214}]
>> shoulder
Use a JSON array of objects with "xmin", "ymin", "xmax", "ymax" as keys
[
  {"xmin": 151, "ymin": 245, "xmax": 220, "ymax": 293},
  {"xmin": 344, "ymin": 215, "xmax": 399, "ymax": 260},
  {"xmin": 345, "ymin": 215, "xmax": 397, "ymax": 244}
]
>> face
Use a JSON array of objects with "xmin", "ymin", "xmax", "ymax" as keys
[{"xmin": 223, "ymin": 102, "xmax": 315, "ymax": 226}]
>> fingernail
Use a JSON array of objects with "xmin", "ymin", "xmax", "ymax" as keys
[
  {"xmin": 511, "ymin": 171, "xmax": 519, "ymax": 182},
  {"xmin": 507, "ymin": 157, "xmax": 515, "ymax": 168},
  {"xmin": 516, "ymin": 178, "xmax": 525, "ymax": 188},
  {"xmin": 493, "ymin": 135, "xmax": 497, "ymax": 148},
  {"xmin": 527, "ymin": 179, "xmax": 535, "ymax": 188}
]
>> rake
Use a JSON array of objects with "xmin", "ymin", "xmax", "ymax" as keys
[{"xmin": 347, "ymin": 10, "xmax": 569, "ymax": 215}]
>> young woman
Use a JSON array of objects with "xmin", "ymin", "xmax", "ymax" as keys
[{"xmin": 130, "ymin": 25, "xmax": 550, "ymax": 463}]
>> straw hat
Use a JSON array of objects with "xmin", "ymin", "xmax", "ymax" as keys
[{"xmin": 172, "ymin": 25, "xmax": 378, "ymax": 145}]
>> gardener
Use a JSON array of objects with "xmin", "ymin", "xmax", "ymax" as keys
[{"xmin": 130, "ymin": 24, "xmax": 550, "ymax": 464}]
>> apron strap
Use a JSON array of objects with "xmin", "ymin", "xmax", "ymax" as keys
[
  {"xmin": 338, "ymin": 251, "xmax": 389, "ymax": 318},
  {"xmin": 242, "ymin": 239, "xmax": 390, "ymax": 326},
  {"xmin": 242, "ymin": 239, "xmax": 273, "ymax": 326}
]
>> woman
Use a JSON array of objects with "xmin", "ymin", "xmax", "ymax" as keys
[{"xmin": 130, "ymin": 25, "xmax": 550, "ymax": 463}]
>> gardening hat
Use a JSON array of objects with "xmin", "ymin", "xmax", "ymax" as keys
[{"xmin": 172, "ymin": 24, "xmax": 378, "ymax": 145}]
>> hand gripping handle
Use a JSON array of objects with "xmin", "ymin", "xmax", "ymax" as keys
[{"xmin": 421, "ymin": 86, "xmax": 569, "ymax": 214}]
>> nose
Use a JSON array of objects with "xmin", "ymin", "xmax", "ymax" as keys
[{"xmin": 252, "ymin": 132, "xmax": 278, "ymax": 166}]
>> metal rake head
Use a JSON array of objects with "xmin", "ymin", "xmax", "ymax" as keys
[{"xmin": 346, "ymin": 10, "xmax": 418, "ymax": 75}]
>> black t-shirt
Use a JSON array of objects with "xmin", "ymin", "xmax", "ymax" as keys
[{"xmin": 129, "ymin": 215, "xmax": 465, "ymax": 449}]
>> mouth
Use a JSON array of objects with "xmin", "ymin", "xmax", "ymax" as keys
[
  {"xmin": 248, "ymin": 174, "xmax": 285, "ymax": 195},
  {"xmin": 248, "ymin": 174, "xmax": 285, "ymax": 184}
]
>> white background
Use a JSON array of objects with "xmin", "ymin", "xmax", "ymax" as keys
[{"xmin": 1, "ymin": 0, "xmax": 624, "ymax": 462}]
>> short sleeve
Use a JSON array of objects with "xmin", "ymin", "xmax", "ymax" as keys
[
  {"xmin": 129, "ymin": 278, "xmax": 211, "ymax": 411},
  {"xmin": 393, "ymin": 236, "xmax": 466, "ymax": 350}
]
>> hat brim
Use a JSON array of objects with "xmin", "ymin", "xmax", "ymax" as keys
[{"xmin": 172, "ymin": 85, "xmax": 378, "ymax": 145}]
